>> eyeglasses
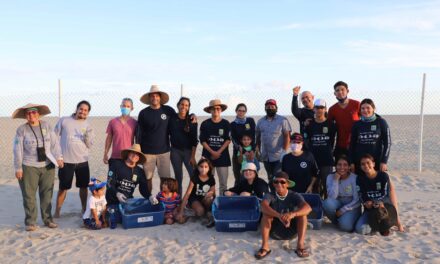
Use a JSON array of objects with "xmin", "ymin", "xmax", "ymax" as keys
[
  {"xmin": 26, "ymin": 110, "xmax": 38, "ymax": 115},
  {"xmin": 273, "ymin": 180, "xmax": 287, "ymax": 185}
]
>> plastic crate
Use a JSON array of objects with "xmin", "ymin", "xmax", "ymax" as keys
[
  {"xmin": 212, "ymin": 196, "xmax": 260, "ymax": 232},
  {"xmin": 119, "ymin": 198, "xmax": 165, "ymax": 229},
  {"xmin": 300, "ymin": 193, "xmax": 323, "ymax": 230}
]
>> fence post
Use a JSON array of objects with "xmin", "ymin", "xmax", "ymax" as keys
[
  {"xmin": 418, "ymin": 73, "xmax": 426, "ymax": 173},
  {"xmin": 181, "ymin": 83, "xmax": 184, "ymax": 97},
  {"xmin": 58, "ymin": 79, "xmax": 62, "ymax": 117}
]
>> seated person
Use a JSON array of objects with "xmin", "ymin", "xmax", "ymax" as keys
[
  {"xmin": 83, "ymin": 178, "xmax": 107, "ymax": 230},
  {"xmin": 323, "ymin": 155, "xmax": 361, "ymax": 232},
  {"xmin": 355, "ymin": 154, "xmax": 404, "ymax": 235},
  {"xmin": 154, "ymin": 178, "xmax": 185, "ymax": 225},
  {"xmin": 105, "ymin": 144, "xmax": 150, "ymax": 229},
  {"xmin": 224, "ymin": 162, "xmax": 268, "ymax": 200},
  {"xmin": 255, "ymin": 172, "xmax": 312, "ymax": 260}
]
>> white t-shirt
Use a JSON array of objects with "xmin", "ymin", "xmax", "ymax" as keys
[{"xmin": 83, "ymin": 195, "xmax": 107, "ymax": 219}]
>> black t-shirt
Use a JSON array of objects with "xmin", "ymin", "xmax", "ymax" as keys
[
  {"xmin": 356, "ymin": 171, "xmax": 390, "ymax": 203},
  {"xmin": 230, "ymin": 117, "xmax": 256, "ymax": 150},
  {"xmin": 281, "ymin": 151, "xmax": 318, "ymax": 193},
  {"xmin": 105, "ymin": 160, "xmax": 150, "ymax": 205},
  {"xmin": 199, "ymin": 119, "xmax": 231, "ymax": 167},
  {"xmin": 349, "ymin": 115, "xmax": 391, "ymax": 165},
  {"xmin": 189, "ymin": 175, "xmax": 216, "ymax": 200},
  {"xmin": 169, "ymin": 115, "xmax": 198, "ymax": 150},
  {"xmin": 138, "ymin": 105, "xmax": 176, "ymax": 154},
  {"xmin": 304, "ymin": 119, "xmax": 336, "ymax": 166},
  {"xmin": 263, "ymin": 190, "xmax": 306, "ymax": 213},
  {"xmin": 227, "ymin": 177, "xmax": 269, "ymax": 199},
  {"xmin": 291, "ymin": 95, "xmax": 315, "ymax": 135}
]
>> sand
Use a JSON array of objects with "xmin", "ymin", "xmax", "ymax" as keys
[{"xmin": 1, "ymin": 116, "xmax": 439, "ymax": 263}]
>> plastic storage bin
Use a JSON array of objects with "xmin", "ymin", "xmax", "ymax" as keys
[
  {"xmin": 301, "ymin": 193, "xmax": 323, "ymax": 230},
  {"xmin": 119, "ymin": 198, "xmax": 165, "ymax": 229},
  {"xmin": 212, "ymin": 196, "xmax": 260, "ymax": 232}
]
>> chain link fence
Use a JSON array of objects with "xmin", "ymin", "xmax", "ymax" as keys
[{"xmin": 1, "ymin": 79, "xmax": 439, "ymax": 180}]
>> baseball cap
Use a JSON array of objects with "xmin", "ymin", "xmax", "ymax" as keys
[
  {"xmin": 88, "ymin": 178, "xmax": 107, "ymax": 192},
  {"xmin": 273, "ymin": 171, "xmax": 296, "ymax": 188},
  {"xmin": 290, "ymin": 132, "xmax": 304, "ymax": 143},
  {"xmin": 265, "ymin": 99, "xmax": 277, "ymax": 106},
  {"xmin": 314, "ymin": 99, "xmax": 327, "ymax": 108}
]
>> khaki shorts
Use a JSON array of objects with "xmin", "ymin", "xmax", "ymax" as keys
[{"xmin": 143, "ymin": 152, "xmax": 171, "ymax": 180}]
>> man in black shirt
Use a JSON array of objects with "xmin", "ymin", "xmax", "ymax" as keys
[{"xmin": 291, "ymin": 85, "xmax": 315, "ymax": 135}]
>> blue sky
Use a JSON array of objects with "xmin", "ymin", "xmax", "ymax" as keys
[{"xmin": 0, "ymin": 0, "xmax": 439, "ymax": 116}]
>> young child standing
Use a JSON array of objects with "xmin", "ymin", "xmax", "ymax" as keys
[
  {"xmin": 179, "ymin": 158, "xmax": 216, "ymax": 228},
  {"xmin": 237, "ymin": 133, "xmax": 260, "ymax": 172},
  {"xmin": 83, "ymin": 178, "xmax": 107, "ymax": 230},
  {"xmin": 155, "ymin": 178, "xmax": 185, "ymax": 224}
]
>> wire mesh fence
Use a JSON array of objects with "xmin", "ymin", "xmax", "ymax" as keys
[{"xmin": 1, "ymin": 78, "xmax": 439, "ymax": 181}]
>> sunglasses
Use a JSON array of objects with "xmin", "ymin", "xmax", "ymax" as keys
[
  {"xmin": 314, "ymin": 106, "xmax": 325, "ymax": 109},
  {"xmin": 26, "ymin": 110, "xmax": 38, "ymax": 115},
  {"xmin": 273, "ymin": 180, "xmax": 287, "ymax": 185}
]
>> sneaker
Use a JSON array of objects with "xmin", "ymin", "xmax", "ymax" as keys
[
  {"xmin": 45, "ymin": 222, "xmax": 58, "ymax": 228},
  {"xmin": 25, "ymin": 225, "xmax": 37, "ymax": 231}
]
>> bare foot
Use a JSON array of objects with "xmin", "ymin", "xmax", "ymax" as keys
[{"xmin": 54, "ymin": 210, "xmax": 61, "ymax": 218}]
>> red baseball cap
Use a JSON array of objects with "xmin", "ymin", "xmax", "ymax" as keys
[{"xmin": 265, "ymin": 99, "xmax": 277, "ymax": 106}]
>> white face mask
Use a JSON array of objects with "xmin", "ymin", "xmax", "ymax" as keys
[{"xmin": 290, "ymin": 143, "xmax": 302, "ymax": 152}]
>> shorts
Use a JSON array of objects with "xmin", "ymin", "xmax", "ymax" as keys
[
  {"xmin": 58, "ymin": 162, "xmax": 90, "ymax": 190},
  {"xmin": 270, "ymin": 218, "xmax": 298, "ymax": 240}
]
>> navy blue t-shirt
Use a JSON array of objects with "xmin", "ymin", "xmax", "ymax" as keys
[
  {"xmin": 189, "ymin": 175, "xmax": 216, "ymax": 200},
  {"xmin": 105, "ymin": 160, "xmax": 150, "ymax": 205},
  {"xmin": 199, "ymin": 119, "xmax": 231, "ymax": 167},
  {"xmin": 304, "ymin": 119, "xmax": 336, "ymax": 167},
  {"xmin": 349, "ymin": 115, "xmax": 391, "ymax": 165},
  {"xmin": 281, "ymin": 151, "xmax": 318, "ymax": 193},
  {"xmin": 356, "ymin": 171, "xmax": 390, "ymax": 203},
  {"xmin": 169, "ymin": 115, "xmax": 198, "ymax": 150},
  {"xmin": 137, "ymin": 105, "xmax": 176, "ymax": 154},
  {"xmin": 230, "ymin": 117, "xmax": 256, "ymax": 150}
]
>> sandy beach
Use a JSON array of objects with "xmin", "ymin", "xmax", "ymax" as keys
[{"xmin": 1, "ymin": 116, "xmax": 439, "ymax": 263}]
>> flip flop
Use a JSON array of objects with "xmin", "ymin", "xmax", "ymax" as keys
[
  {"xmin": 255, "ymin": 248, "xmax": 271, "ymax": 260},
  {"xmin": 295, "ymin": 248, "xmax": 310, "ymax": 258}
]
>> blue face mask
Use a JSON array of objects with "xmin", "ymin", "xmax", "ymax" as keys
[{"xmin": 120, "ymin": 107, "xmax": 131, "ymax": 116}]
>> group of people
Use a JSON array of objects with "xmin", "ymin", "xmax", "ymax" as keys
[{"xmin": 12, "ymin": 81, "xmax": 404, "ymax": 259}]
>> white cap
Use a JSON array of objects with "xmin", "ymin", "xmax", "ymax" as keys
[
  {"xmin": 314, "ymin": 99, "xmax": 327, "ymax": 107},
  {"xmin": 241, "ymin": 162, "xmax": 257, "ymax": 172}
]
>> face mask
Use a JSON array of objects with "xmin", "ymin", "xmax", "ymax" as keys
[
  {"xmin": 265, "ymin": 108, "xmax": 277, "ymax": 117},
  {"xmin": 290, "ymin": 143, "xmax": 302, "ymax": 152},
  {"xmin": 337, "ymin": 96, "xmax": 347, "ymax": 103},
  {"xmin": 120, "ymin": 107, "xmax": 131, "ymax": 116}
]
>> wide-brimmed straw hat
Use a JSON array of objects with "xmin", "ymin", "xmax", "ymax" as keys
[
  {"xmin": 368, "ymin": 203, "xmax": 398, "ymax": 235},
  {"xmin": 121, "ymin": 144, "xmax": 146, "ymax": 164},
  {"xmin": 12, "ymin": 103, "xmax": 51, "ymax": 119},
  {"xmin": 140, "ymin": 85, "xmax": 170, "ymax": 105},
  {"xmin": 203, "ymin": 99, "xmax": 227, "ymax": 113}
]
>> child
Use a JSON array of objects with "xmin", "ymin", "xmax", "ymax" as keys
[
  {"xmin": 155, "ymin": 178, "xmax": 185, "ymax": 224},
  {"xmin": 179, "ymin": 158, "xmax": 216, "ymax": 228},
  {"xmin": 237, "ymin": 133, "xmax": 260, "ymax": 172},
  {"xmin": 83, "ymin": 178, "xmax": 108, "ymax": 230}
]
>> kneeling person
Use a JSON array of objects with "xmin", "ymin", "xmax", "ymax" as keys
[
  {"xmin": 256, "ymin": 172, "xmax": 312, "ymax": 260},
  {"xmin": 105, "ymin": 144, "xmax": 150, "ymax": 228}
]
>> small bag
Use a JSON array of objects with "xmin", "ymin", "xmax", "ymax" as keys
[{"xmin": 36, "ymin": 146, "xmax": 47, "ymax": 162}]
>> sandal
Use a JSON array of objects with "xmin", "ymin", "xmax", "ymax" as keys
[
  {"xmin": 255, "ymin": 248, "xmax": 271, "ymax": 260},
  {"xmin": 295, "ymin": 248, "xmax": 310, "ymax": 258}
]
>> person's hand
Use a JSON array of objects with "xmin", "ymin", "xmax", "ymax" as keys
[
  {"xmin": 246, "ymin": 151, "xmax": 255, "ymax": 161},
  {"xmin": 350, "ymin": 164, "xmax": 356, "ymax": 173},
  {"xmin": 397, "ymin": 221, "xmax": 405, "ymax": 232},
  {"xmin": 205, "ymin": 191, "xmax": 214, "ymax": 199},
  {"xmin": 364, "ymin": 201, "xmax": 373, "ymax": 209},
  {"xmin": 190, "ymin": 156, "xmax": 197, "ymax": 167},
  {"xmin": 224, "ymin": 191, "xmax": 233, "ymax": 197},
  {"xmin": 57, "ymin": 159, "xmax": 64, "ymax": 168},
  {"xmin": 211, "ymin": 151, "xmax": 221, "ymax": 160},
  {"xmin": 15, "ymin": 171, "xmax": 23, "ymax": 180},
  {"xmin": 334, "ymin": 172, "xmax": 341, "ymax": 181},
  {"xmin": 116, "ymin": 192, "xmax": 127, "ymax": 203},
  {"xmin": 96, "ymin": 220, "xmax": 102, "ymax": 228},
  {"xmin": 380, "ymin": 163, "xmax": 388, "ymax": 172},
  {"xmin": 305, "ymin": 186, "xmax": 313, "ymax": 194},
  {"xmin": 149, "ymin": 195, "xmax": 159, "ymax": 205},
  {"xmin": 189, "ymin": 114, "xmax": 197, "ymax": 124},
  {"xmin": 240, "ymin": 191, "xmax": 251, "ymax": 196},
  {"xmin": 335, "ymin": 210, "xmax": 343, "ymax": 218},
  {"xmin": 293, "ymin": 86, "xmax": 301, "ymax": 96},
  {"xmin": 103, "ymin": 154, "xmax": 109, "ymax": 164}
]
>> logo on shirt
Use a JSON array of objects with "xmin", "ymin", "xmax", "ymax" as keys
[
  {"xmin": 81, "ymin": 128, "xmax": 86, "ymax": 134},
  {"xmin": 108, "ymin": 171, "xmax": 113, "ymax": 177},
  {"xmin": 132, "ymin": 174, "xmax": 138, "ymax": 182},
  {"xmin": 300, "ymin": 162, "xmax": 307, "ymax": 168},
  {"xmin": 245, "ymin": 124, "xmax": 251, "ymax": 130},
  {"xmin": 371, "ymin": 125, "xmax": 377, "ymax": 131},
  {"xmin": 376, "ymin": 182, "xmax": 381, "ymax": 190},
  {"xmin": 323, "ymin": 127, "xmax": 328, "ymax": 134},
  {"xmin": 344, "ymin": 185, "xmax": 352, "ymax": 193},
  {"xmin": 219, "ymin": 129, "xmax": 224, "ymax": 136},
  {"xmin": 161, "ymin": 114, "xmax": 167, "ymax": 120}
]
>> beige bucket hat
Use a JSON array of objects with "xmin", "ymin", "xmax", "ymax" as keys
[
  {"xmin": 203, "ymin": 99, "xmax": 228, "ymax": 113},
  {"xmin": 12, "ymin": 103, "xmax": 51, "ymax": 119},
  {"xmin": 140, "ymin": 85, "xmax": 170, "ymax": 105},
  {"xmin": 121, "ymin": 144, "xmax": 146, "ymax": 164}
]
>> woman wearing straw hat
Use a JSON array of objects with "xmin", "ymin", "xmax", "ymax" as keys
[
  {"xmin": 12, "ymin": 103, "xmax": 63, "ymax": 231},
  {"xmin": 200, "ymin": 99, "xmax": 231, "ymax": 195}
]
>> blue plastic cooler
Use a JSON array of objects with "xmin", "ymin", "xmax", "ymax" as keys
[
  {"xmin": 119, "ymin": 198, "xmax": 165, "ymax": 229},
  {"xmin": 212, "ymin": 196, "xmax": 260, "ymax": 232}
]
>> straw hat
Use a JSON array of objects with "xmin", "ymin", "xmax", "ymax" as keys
[
  {"xmin": 12, "ymin": 103, "xmax": 51, "ymax": 119},
  {"xmin": 121, "ymin": 144, "xmax": 146, "ymax": 164},
  {"xmin": 203, "ymin": 99, "xmax": 228, "ymax": 113},
  {"xmin": 140, "ymin": 85, "xmax": 170, "ymax": 105}
]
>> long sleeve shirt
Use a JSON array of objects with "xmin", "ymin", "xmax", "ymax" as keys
[
  {"xmin": 291, "ymin": 95, "xmax": 315, "ymax": 135},
  {"xmin": 326, "ymin": 172, "xmax": 360, "ymax": 214}
]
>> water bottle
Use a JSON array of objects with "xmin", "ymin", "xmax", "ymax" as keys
[{"xmin": 108, "ymin": 207, "xmax": 117, "ymax": 229}]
